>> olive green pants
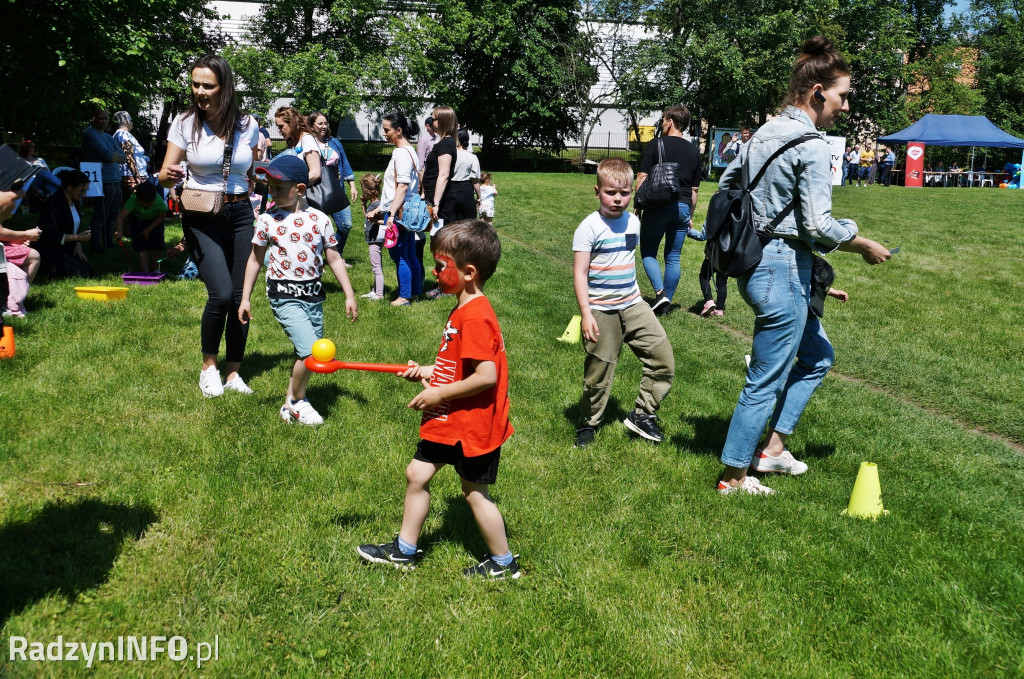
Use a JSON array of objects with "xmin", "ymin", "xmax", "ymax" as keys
[{"xmin": 581, "ymin": 303, "xmax": 675, "ymax": 427}]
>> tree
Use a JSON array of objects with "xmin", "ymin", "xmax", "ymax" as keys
[
  {"xmin": 905, "ymin": 42, "xmax": 985, "ymax": 119},
  {"xmin": 423, "ymin": 0, "xmax": 583, "ymax": 152},
  {"xmin": 645, "ymin": 0, "xmax": 814, "ymax": 131},
  {"xmin": 0, "ymin": 0, "xmax": 221, "ymax": 145},
  {"xmin": 972, "ymin": 0, "xmax": 1024, "ymax": 137},
  {"xmin": 584, "ymin": 0, "xmax": 665, "ymax": 152},
  {"xmin": 820, "ymin": 0, "xmax": 915, "ymax": 140},
  {"xmin": 226, "ymin": 0, "xmax": 434, "ymax": 125}
]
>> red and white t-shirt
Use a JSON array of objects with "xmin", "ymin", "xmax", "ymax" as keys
[
  {"xmin": 419, "ymin": 296, "xmax": 513, "ymax": 457},
  {"xmin": 253, "ymin": 207, "xmax": 337, "ymax": 283}
]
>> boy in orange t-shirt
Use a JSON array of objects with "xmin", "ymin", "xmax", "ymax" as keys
[{"xmin": 357, "ymin": 219, "xmax": 519, "ymax": 579}]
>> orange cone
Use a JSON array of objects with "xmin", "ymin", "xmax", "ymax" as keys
[{"xmin": 0, "ymin": 325, "xmax": 15, "ymax": 359}]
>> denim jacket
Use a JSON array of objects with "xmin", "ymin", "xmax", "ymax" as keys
[{"xmin": 719, "ymin": 106, "xmax": 857, "ymax": 253}]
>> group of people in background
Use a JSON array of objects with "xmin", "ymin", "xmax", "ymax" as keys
[{"xmin": 843, "ymin": 144, "xmax": 896, "ymax": 186}]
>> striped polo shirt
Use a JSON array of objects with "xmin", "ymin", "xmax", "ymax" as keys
[{"xmin": 572, "ymin": 210, "xmax": 642, "ymax": 311}]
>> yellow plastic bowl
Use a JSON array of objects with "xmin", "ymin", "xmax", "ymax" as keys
[{"xmin": 75, "ymin": 286, "xmax": 128, "ymax": 301}]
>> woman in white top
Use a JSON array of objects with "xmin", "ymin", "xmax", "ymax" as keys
[
  {"xmin": 375, "ymin": 111, "xmax": 421, "ymax": 306},
  {"xmin": 159, "ymin": 54, "xmax": 262, "ymax": 398},
  {"xmin": 272, "ymin": 106, "xmax": 321, "ymax": 187}
]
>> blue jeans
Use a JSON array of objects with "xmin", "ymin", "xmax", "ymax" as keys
[
  {"xmin": 331, "ymin": 206, "xmax": 353, "ymax": 257},
  {"xmin": 388, "ymin": 227, "xmax": 422, "ymax": 299},
  {"xmin": 640, "ymin": 201, "xmax": 691, "ymax": 301},
  {"xmin": 719, "ymin": 238, "xmax": 834, "ymax": 469}
]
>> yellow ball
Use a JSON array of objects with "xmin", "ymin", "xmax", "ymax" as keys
[{"xmin": 311, "ymin": 339, "xmax": 336, "ymax": 363}]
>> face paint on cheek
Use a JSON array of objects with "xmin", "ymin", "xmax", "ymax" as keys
[{"xmin": 436, "ymin": 255, "xmax": 460, "ymax": 292}]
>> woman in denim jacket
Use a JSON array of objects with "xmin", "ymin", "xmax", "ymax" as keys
[{"xmin": 717, "ymin": 37, "xmax": 891, "ymax": 495}]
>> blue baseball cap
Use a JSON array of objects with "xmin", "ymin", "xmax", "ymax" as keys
[{"xmin": 262, "ymin": 154, "xmax": 309, "ymax": 185}]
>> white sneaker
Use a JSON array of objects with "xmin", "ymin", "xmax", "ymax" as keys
[
  {"xmin": 751, "ymin": 449, "xmax": 808, "ymax": 476},
  {"xmin": 223, "ymin": 375, "xmax": 253, "ymax": 394},
  {"xmin": 199, "ymin": 366, "xmax": 224, "ymax": 398},
  {"xmin": 280, "ymin": 398, "xmax": 324, "ymax": 426},
  {"xmin": 717, "ymin": 476, "xmax": 776, "ymax": 495},
  {"xmin": 360, "ymin": 291, "xmax": 383, "ymax": 300}
]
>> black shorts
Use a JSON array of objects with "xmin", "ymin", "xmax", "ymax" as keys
[
  {"xmin": 413, "ymin": 439, "xmax": 501, "ymax": 485},
  {"xmin": 129, "ymin": 217, "xmax": 165, "ymax": 251}
]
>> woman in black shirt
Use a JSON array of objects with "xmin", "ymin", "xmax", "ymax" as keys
[
  {"xmin": 635, "ymin": 105, "xmax": 703, "ymax": 315},
  {"xmin": 422, "ymin": 106, "xmax": 458, "ymax": 224}
]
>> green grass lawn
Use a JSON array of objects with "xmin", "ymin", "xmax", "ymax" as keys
[{"xmin": 1, "ymin": 178, "xmax": 1022, "ymax": 677}]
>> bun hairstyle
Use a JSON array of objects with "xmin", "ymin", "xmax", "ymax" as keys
[
  {"xmin": 457, "ymin": 128, "xmax": 470, "ymax": 150},
  {"xmin": 382, "ymin": 111, "xmax": 419, "ymax": 141},
  {"xmin": 57, "ymin": 168, "xmax": 89, "ymax": 189},
  {"xmin": 785, "ymin": 36, "xmax": 850, "ymax": 107}
]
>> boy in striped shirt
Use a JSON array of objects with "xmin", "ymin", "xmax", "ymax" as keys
[{"xmin": 572, "ymin": 158, "xmax": 675, "ymax": 448}]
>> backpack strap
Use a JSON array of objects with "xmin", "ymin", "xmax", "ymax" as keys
[{"xmin": 741, "ymin": 132, "xmax": 820, "ymax": 235}]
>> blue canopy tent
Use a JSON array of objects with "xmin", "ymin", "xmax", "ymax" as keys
[{"xmin": 878, "ymin": 114, "xmax": 1024, "ymax": 187}]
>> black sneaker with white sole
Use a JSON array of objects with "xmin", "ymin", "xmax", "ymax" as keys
[
  {"xmin": 356, "ymin": 537, "xmax": 423, "ymax": 571},
  {"xmin": 624, "ymin": 409, "xmax": 664, "ymax": 442},
  {"xmin": 462, "ymin": 555, "xmax": 522, "ymax": 580},
  {"xmin": 575, "ymin": 426, "xmax": 596, "ymax": 448},
  {"xmin": 650, "ymin": 291, "xmax": 670, "ymax": 314}
]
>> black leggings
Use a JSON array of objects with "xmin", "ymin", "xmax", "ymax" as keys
[
  {"xmin": 182, "ymin": 201, "xmax": 254, "ymax": 362},
  {"xmin": 699, "ymin": 257, "xmax": 728, "ymax": 310},
  {"xmin": 447, "ymin": 181, "xmax": 477, "ymax": 221}
]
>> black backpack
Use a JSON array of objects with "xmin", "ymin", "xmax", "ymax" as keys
[{"xmin": 704, "ymin": 133, "xmax": 818, "ymax": 277}]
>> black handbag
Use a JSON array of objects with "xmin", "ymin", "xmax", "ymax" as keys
[
  {"xmin": 809, "ymin": 255, "xmax": 836, "ymax": 318},
  {"xmin": 305, "ymin": 143, "xmax": 349, "ymax": 214},
  {"xmin": 704, "ymin": 133, "xmax": 818, "ymax": 277},
  {"xmin": 634, "ymin": 138, "xmax": 680, "ymax": 210}
]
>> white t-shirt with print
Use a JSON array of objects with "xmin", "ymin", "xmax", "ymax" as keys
[
  {"xmin": 168, "ymin": 113, "xmax": 259, "ymax": 194},
  {"xmin": 381, "ymin": 146, "xmax": 420, "ymax": 214},
  {"xmin": 253, "ymin": 207, "xmax": 338, "ymax": 282}
]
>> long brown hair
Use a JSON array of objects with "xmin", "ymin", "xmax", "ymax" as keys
[
  {"xmin": 785, "ymin": 37, "xmax": 850, "ymax": 107},
  {"xmin": 182, "ymin": 54, "xmax": 248, "ymax": 142},
  {"xmin": 275, "ymin": 106, "xmax": 311, "ymax": 148}
]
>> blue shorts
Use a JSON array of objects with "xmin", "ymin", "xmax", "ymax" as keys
[{"xmin": 269, "ymin": 297, "xmax": 323, "ymax": 358}]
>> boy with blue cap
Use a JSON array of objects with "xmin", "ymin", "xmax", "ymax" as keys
[{"xmin": 239, "ymin": 154, "xmax": 358, "ymax": 425}]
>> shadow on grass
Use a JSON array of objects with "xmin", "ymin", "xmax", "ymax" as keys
[
  {"xmin": 0, "ymin": 498, "xmax": 158, "ymax": 627},
  {"xmin": 244, "ymin": 350, "xmax": 298, "ymax": 381},
  {"xmin": 420, "ymin": 496, "xmax": 489, "ymax": 561},
  {"xmin": 308, "ymin": 382, "xmax": 368, "ymax": 417},
  {"xmin": 562, "ymin": 396, "xmax": 629, "ymax": 432},
  {"xmin": 671, "ymin": 414, "xmax": 732, "ymax": 457},
  {"xmin": 331, "ymin": 512, "xmax": 372, "ymax": 528},
  {"xmin": 799, "ymin": 442, "xmax": 837, "ymax": 459}
]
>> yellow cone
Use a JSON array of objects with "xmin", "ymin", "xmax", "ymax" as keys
[
  {"xmin": 557, "ymin": 315, "xmax": 582, "ymax": 343},
  {"xmin": 843, "ymin": 461, "xmax": 887, "ymax": 519}
]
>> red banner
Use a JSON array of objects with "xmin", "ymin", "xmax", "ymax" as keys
[{"xmin": 905, "ymin": 142, "xmax": 925, "ymax": 188}]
